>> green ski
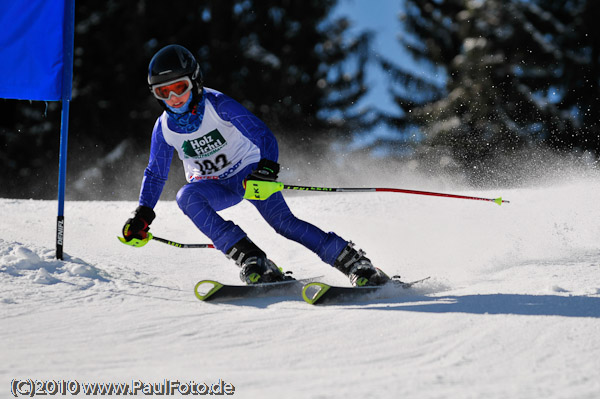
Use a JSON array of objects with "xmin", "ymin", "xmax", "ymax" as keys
[
  {"xmin": 195, "ymin": 276, "xmax": 321, "ymax": 302},
  {"xmin": 302, "ymin": 277, "xmax": 430, "ymax": 305}
]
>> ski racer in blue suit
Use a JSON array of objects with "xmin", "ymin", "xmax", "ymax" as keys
[{"xmin": 121, "ymin": 44, "xmax": 389, "ymax": 286}]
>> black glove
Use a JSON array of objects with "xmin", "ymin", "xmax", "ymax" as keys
[
  {"xmin": 248, "ymin": 159, "xmax": 280, "ymax": 182},
  {"xmin": 122, "ymin": 205, "xmax": 156, "ymax": 242}
]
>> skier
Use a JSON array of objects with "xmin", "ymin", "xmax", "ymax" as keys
[{"xmin": 121, "ymin": 44, "xmax": 389, "ymax": 287}]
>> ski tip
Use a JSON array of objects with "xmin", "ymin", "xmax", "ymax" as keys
[
  {"xmin": 194, "ymin": 280, "xmax": 224, "ymax": 301},
  {"xmin": 302, "ymin": 282, "xmax": 331, "ymax": 305}
]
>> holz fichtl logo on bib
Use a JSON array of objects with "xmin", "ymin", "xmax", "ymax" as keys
[{"xmin": 182, "ymin": 129, "xmax": 227, "ymax": 158}]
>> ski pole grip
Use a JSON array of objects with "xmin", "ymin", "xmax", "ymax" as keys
[{"xmin": 243, "ymin": 180, "xmax": 284, "ymax": 200}]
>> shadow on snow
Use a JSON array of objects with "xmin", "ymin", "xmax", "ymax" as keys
[{"xmin": 366, "ymin": 294, "xmax": 600, "ymax": 318}]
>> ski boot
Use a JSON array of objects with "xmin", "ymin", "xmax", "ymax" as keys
[
  {"xmin": 333, "ymin": 242, "xmax": 390, "ymax": 287},
  {"xmin": 226, "ymin": 237, "xmax": 286, "ymax": 284}
]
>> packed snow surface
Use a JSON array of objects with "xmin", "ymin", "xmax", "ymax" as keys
[{"xmin": 2, "ymin": 176, "xmax": 600, "ymax": 398}]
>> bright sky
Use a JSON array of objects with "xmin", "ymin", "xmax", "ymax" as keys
[
  {"xmin": 335, "ymin": 0, "xmax": 410, "ymax": 113},
  {"xmin": 333, "ymin": 0, "xmax": 414, "ymax": 147}
]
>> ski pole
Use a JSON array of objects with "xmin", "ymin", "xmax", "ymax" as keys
[
  {"xmin": 243, "ymin": 180, "xmax": 509, "ymax": 205},
  {"xmin": 151, "ymin": 235, "xmax": 215, "ymax": 248},
  {"xmin": 118, "ymin": 233, "xmax": 215, "ymax": 248}
]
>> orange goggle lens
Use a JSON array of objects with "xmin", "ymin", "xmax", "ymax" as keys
[{"xmin": 152, "ymin": 78, "xmax": 192, "ymax": 100}]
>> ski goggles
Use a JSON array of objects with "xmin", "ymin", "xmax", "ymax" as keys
[{"xmin": 151, "ymin": 76, "xmax": 193, "ymax": 100}]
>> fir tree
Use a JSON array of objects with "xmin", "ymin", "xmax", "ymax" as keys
[{"xmin": 381, "ymin": 0, "xmax": 600, "ymax": 175}]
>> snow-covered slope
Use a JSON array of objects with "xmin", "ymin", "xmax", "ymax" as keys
[{"xmin": 2, "ymin": 176, "xmax": 600, "ymax": 398}]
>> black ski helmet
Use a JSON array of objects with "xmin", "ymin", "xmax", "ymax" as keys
[{"xmin": 148, "ymin": 44, "xmax": 203, "ymax": 102}]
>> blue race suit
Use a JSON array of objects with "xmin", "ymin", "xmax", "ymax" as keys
[{"xmin": 138, "ymin": 88, "xmax": 347, "ymax": 265}]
